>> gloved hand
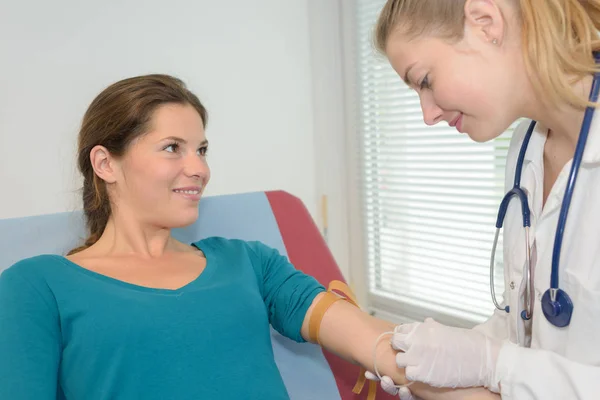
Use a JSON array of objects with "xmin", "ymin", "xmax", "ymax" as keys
[
  {"xmin": 391, "ymin": 318, "xmax": 502, "ymax": 392},
  {"xmin": 364, "ymin": 371, "xmax": 419, "ymax": 400}
]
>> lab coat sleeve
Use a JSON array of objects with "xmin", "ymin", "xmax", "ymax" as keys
[
  {"xmin": 495, "ymin": 342, "xmax": 600, "ymax": 399},
  {"xmin": 472, "ymin": 308, "xmax": 509, "ymax": 341}
]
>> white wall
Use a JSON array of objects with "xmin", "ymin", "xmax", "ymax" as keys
[
  {"xmin": 0, "ymin": 0, "xmax": 322, "ymax": 218},
  {"xmin": 306, "ymin": 0, "xmax": 353, "ymax": 286},
  {"xmin": 0, "ymin": 0, "xmax": 352, "ymax": 278}
]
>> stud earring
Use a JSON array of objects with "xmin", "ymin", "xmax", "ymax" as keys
[{"xmin": 492, "ymin": 38, "xmax": 498, "ymax": 45}]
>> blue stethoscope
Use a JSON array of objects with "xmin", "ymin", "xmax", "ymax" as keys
[{"xmin": 489, "ymin": 54, "xmax": 600, "ymax": 328}]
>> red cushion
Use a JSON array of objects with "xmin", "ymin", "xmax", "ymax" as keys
[{"xmin": 266, "ymin": 190, "xmax": 397, "ymax": 399}]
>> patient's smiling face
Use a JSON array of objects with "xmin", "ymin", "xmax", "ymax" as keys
[{"xmin": 94, "ymin": 104, "xmax": 211, "ymax": 229}]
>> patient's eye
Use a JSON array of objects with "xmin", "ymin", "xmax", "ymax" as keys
[{"xmin": 164, "ymin": 142, "xmax": 180, "ymax": 153}]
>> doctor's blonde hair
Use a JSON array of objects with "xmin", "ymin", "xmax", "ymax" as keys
[{"xmin": 374, "ymin": 0, "xmax": 600, "ymax": 109}]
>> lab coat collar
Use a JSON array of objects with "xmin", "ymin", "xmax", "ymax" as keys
[
  {"xmin": 522, "ymin": 121, "xmax": 547, "ymax": 167},
  {"xmin": 524, "ymin": 115, "xmax": 600, "ymax": 166},
  {"xmin": 523, "ymin": 115, "xmax": 600, "ymax": 166}
]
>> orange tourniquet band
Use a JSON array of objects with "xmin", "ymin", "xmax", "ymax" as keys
[{"xmin": 308, "ymin": 280, "xmax": 379, "ymax": 400}]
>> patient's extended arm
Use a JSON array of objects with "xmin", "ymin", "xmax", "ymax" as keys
[{"xmin": 300, "ymin": 293, "xmax": 500, "ymax": 400}]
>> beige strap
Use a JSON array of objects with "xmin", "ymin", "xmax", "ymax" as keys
[
  {"xmin": 351, "ymin": 371, "xmax": 378, "ymax": 400},
  {"xmin": 328, "ymin": 280, "xmax": 359, "ymax": 305},
  {"xmin": 309, "ymin": 280, "xmax": 379, "ymax": 399},
  {"xmin": 367, "ymin": 379, "xmax": 378, "ymax": 400},
  {"xmin": 308, "ymin": 292, "xmax": 344, "ymax": 345}
]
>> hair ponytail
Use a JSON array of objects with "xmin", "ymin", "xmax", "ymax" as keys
[{"xmin": 519, "ymin": 0, "xmax": 600, "ymax": 109}]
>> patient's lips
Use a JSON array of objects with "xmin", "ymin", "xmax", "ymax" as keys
[{"xmin": 173, "ymin": 186, "xmax": 202, "ymax": 201}]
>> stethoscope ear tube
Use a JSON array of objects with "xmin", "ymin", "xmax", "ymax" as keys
[
  {"xmin": 491, "ymin": 181, "xmax": 533, "ymax": 315},
  {"xmin": 489, "ymin": 227, "xmax": 509, "ymax": 313},
  {"xmin": 495, "ymin": 188, "xmax": 531, "ymax": 229}
]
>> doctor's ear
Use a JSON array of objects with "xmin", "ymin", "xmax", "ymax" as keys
[
  {"xmin": 89, "ymin": 145, "xmax": 119, "ymax": 184},
  {"xmin": 464, "ymin": 0, "xmax": 505, "ymax": 46}
]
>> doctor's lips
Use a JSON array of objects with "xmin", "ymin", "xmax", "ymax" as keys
[
  {"xmin": 449, "ymin": 113, "xmax": 464, "ymax": 132},
  {"xmin": 173, "ymin": 186, "xmax": 202, "ymax": 200}
]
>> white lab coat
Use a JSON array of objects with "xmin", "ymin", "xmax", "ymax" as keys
[{"xmin": 474, "ymin": 118, "xmax": 600, "ymax": 399}]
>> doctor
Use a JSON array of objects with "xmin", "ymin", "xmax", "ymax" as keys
[{"xmin": 367, "ymin": 0, "xmax": 600, "ymax": 399}]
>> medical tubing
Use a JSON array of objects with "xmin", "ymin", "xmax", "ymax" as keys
[
  {"xmin": 523, "ymin": 227, "xmax": 533, "ymax": 320},
  {"xmin": 491, "ymin": 122, "xmax": 537, "ymax": 314},
  {"xmin": 495, "ymin": 187, "xmax": 531, "ymax": 229},
  {"xmin": 489, "ymin": 228, "xmax": 509, "ymax": 312},
  {"xmin": 495, "ymin": 121, "xmax": 536, "ymax": 230},
  {"xmin": 551, "ymin": 69, "xmax": 600, "ymax": 289},
  {"xmin": 513, "ymin": 121, "xmax": 536, "ymax": 187},
  {"xmin": 372, "ymin": 331, "xmax": 413, "ymax": 391}
]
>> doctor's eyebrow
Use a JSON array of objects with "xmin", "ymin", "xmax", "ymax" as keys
[{"xmin": 403, "ymin": 63, "xmax": 416, "ymax": 87}]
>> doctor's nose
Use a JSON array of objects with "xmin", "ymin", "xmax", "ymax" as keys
[{"xmin": 419, "ymin": 93, "xmax": 443, "ymax": 126}]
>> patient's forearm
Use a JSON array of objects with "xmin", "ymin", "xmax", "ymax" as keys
[
  {"xmin": 301, "ymin": 293, "xmax": 407, "ymax": 383},
  {"xmin": 301, "ymin": 297, "xmax": 500, "ymax": 400}
]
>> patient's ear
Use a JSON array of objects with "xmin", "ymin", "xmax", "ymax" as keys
[{"xmin": 90, "ymin": 145, "xmax": 117, "ymax": 184}]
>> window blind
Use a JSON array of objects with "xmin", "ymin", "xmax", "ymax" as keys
[{"xmin": 354, "ymin": 0, "xmax": 517, "ymax": 326}]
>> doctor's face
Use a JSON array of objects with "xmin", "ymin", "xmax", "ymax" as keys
[{"xmin": 385, "ymin": 31, "xmax": 521, "ymax": 142}]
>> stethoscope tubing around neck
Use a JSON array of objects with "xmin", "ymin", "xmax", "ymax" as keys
[
  {"xmin": 550, "ymin": 63, "xmax": 600, "ymax": 290},
  {"xmin": 494, "ymin": 123, "xmax": 536, "ymax": 230},
  {"xmin": 491, "ymin": 53, "xmax": 600, "ymax": 328}
]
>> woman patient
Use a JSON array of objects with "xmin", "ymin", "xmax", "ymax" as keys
[{"xmin": 0, "ymin": 74, "xmax": 498, "ymax": 400}]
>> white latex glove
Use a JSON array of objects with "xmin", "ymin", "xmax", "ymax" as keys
[
  {"xmin": 392, "ymin": 318, "xmax": 502, "ymax": 392},
  {"xmin": 364, "ymin": 371, "xmax": 419, "ymax": 400}
]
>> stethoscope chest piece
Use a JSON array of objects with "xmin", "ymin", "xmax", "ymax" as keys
[{"xmin": 541, "ymin": 288, "xmax": 574, "ymax": 327}]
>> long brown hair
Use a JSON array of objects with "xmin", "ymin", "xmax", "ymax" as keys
[
  {"xmin": 374, "ymin": 0, "xmax": 600, "ymax": 109},
  {"xmin": 68, "ymin": 74, "xmax": 208, "ymax": 255}
]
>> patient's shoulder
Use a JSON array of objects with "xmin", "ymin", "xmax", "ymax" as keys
[
  {"xmin": 2, "ymin": 254, "xmax": 66, "ymax": 282},
  {"xmin": 191, "ymin": 236, "xmax": 258, "ymax": 252},
  {"xmin": 191, "ymin": 237, "xmax": 278, "ymax": 266}
]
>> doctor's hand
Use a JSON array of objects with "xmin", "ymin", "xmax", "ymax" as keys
[
  {"xmin": 364, "ymin": 370, "xmax": 420, "ymax": 400},
  {"xmin": 392, "ymin": 318, "xmax": 502, "ymax": 393}
]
